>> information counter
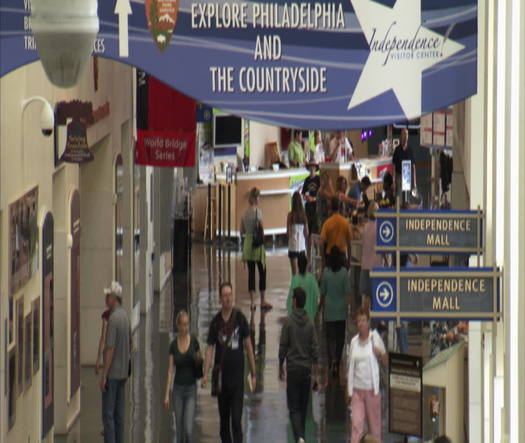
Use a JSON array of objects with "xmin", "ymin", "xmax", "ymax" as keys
[
  {"xmin": 320, "ymin": 157, "xmax": 393, "ymax": 190},
  {"xmin": 215, "ymin": 169, "xmax": 309, "ymax": 238},
  {"xmin": 214, "ymin": 157, "xmax": 393, "ymax": 240}
]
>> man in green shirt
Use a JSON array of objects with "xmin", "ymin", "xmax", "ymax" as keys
[{"xmin": 288, "ymin": 130, "xmax": 306, "ymax": 167}]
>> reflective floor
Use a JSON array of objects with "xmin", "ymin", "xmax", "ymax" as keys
[{"xmin": 58, "ymin": 243, "xmax": 418, "ymax": 443}]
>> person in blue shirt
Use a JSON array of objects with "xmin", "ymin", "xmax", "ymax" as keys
[{"xmin": 343, "ymin": 176, "xmax": 371, "ymax": 212}]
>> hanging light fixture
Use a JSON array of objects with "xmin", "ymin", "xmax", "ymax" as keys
[{"xmin": 31, "ymin": 0, "xmax": 99, "ymax": 88}]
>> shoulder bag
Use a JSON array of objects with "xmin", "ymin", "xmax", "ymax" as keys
[
  {"xmin": 252, "ymin": 209, "xmax": 264, "ymax": 249},
  {"xmin": 193, "ymin": 336, "xmax": 204, "ymax": 379}
]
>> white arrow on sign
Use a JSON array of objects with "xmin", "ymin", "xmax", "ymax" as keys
[
  {"xmin": 379, "ymin": 220, "xmax": 394, "ymax": 244},
  {"xmin": 379, "ymin": 287, "xmax": 390, "ymax": 302},
  {"xmin": 376, "ymin": 281, "xmax": 394, "ymax": 308},
  {"xmin": 115, "ymin": 0, "xmax": 132, "ymax": 57}
]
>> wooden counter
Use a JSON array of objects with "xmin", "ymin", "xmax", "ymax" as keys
[{"xmin": 216, "ymin": 169, "xmax": 309, "ymax": 238}]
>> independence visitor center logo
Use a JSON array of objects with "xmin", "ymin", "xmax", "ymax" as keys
[{"xmin": 348, "ymin": 0, "xmax": 465, "ymax": 119}]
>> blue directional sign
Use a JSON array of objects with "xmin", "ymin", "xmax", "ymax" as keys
[
  {"xmin": 372, "ymin": 277, "xmax": 397, "ymax": 313},
  {"xmin": 370, "ymin": 268, "xmax": 501, "ymax": 321},
  {"xmin": 377, "ymin": 217, "xmax": 397, "ymax": 248},
  {"xmin": 376, "ymin": 209, "xmax": 483, "ymax": 253}
]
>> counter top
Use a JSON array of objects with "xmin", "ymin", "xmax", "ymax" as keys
[{"xmin": 216, "ymin": 168, "xmax": 309, "ymax": 181}]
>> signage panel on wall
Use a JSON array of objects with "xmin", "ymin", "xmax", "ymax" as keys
[
  {"xmin": 389, "ymin": 353, "xmax": 423, "ymax": 437},
  {"xmin": 0, "ymin": 0, "xmax": 478, "ymax": 129},
  {"xmin": 376, "ymin": 209, "xmax": 483, "ymax": 253},
  {"xmin": 41, "ymin": 212, "xmax": 54, "ymax": 439},
  {"xmin": 70, "ymin": 190, "xmax": 81, "ymax": 399},
  {"xmin": 371, "ymin": 268, "xmax": 501, "ymax": 321}
]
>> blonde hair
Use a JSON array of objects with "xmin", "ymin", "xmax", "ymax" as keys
[
  {"xmin": 248, "ymin": 187, "xmax": 260, "ymax": 205},
  {"xmin": 176, "ymin": 310, "xmax": 189, "ymax": 325}
]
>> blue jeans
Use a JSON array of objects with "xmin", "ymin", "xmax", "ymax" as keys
[
  {"xmin": 173, "ymin": 383, "xmax": 197, "ymax": 443},
  {"xmin": 102, "ymin": 378, "xmax": 127, "ymax": 443}
]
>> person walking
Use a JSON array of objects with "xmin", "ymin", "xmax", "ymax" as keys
[
  {"xmin": 320, "ymin": 247, "xmax": 351, "ymax": 377},
  {"xmin": 163, "ymin": 311, "xmax": 202, "ymax": 443},
  {"xmin": 287, "ymin": 191, "xmax": 308, "ymax": 275},
  {"xmin": 302, "ymin": 162, "xmax": 321, "ymax": 236},
  {"xmin": 279, "ymin": 287, "xmax": 320, "ymax": 443},
  {"xmin": 320, "ymin": 195, "xmax": 353, "ymax": 265},
  {"xmin": 202, "ymin": 282, "xmax": 257, "ymax": 443},
  {"xmin": 316, "ymin": 171, "xmax": 334, "ymax": 230},
  {"xmin": 241, "ymin": 187, "xmax": 272, "ymax": 310},
  {"xmin": 287, "ymin": 253, "xmax": 320, "ymax": 320},
  {"xmin": 335, "ymin": 176, "xmax": 349, "ymax": 216},
  {"xmin": 359, "ymin": 202, "xmax": 383, "ymax": 308},
  {"xmin": 96, "ymin": 290, "xmax": 113, "ymax": 375},
  {"xmin": 346, "ymin": 307, "xmax": 387, "ymax": 443},
  {"xmin": 100, "ymin": 281, "xmax": 130, "ymax": 443}
]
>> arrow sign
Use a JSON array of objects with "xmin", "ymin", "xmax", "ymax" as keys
[{"xmin": 115, "ymin": 0, "xmax": 132, "ymax": 57}]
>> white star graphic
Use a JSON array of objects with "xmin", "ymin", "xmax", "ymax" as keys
[{"xmin": 348, "ymin": 0, "xmax": 465, "ymax": 119}]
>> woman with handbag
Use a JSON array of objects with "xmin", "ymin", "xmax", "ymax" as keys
[
  {"xmin": 240, "ymin": 187, "xmax": 272, "ymax": 310},
  {"xmin": 164, "ymin": 311, "xmax": 203, "ymax": 443},
  {"xmin": 345, "ymin": 307, "xmax": 387, "ymax": 443}
]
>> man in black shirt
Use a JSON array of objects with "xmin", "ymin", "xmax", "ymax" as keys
[
  {"xmin": 392, "ymin": 128, "xmax": 417, "ymax": 196},
  {"xmin": 203, "ymin": 282, "xmax": 257, "ymax": 443},
  {"xmin": 302, "ymin": 162, "xmax": 320, "ymax": 234}
]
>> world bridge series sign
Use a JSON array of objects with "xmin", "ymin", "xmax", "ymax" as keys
[{"xmin": 0, "ymin": 0, "xmax": 478, "ymax": 129}]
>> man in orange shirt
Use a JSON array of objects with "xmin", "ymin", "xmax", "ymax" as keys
[{"xmin": 320, "ymin": 195, "xmax": 352, "ymax": 265}]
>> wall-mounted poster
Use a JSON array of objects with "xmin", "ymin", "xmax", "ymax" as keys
[
  {"xmin": 42, "ymin": 212, "xmax": 54, "ymax": 439},
  {"xmin": 32, "ymin": 298, "xmax": 40, "ymax": 374},
  {"xmin": 8, "ymin": 348, "xmax": 16, "ymax": 429},
  {"xmin": 16, "ymin": 297, "xmax": 24, "ymax": 395},
  {"xmin": 24, "ymin": 313, "xmax": 32, "ymax": 390},
  {"xmin": 70, "ymin": 190, "xmax": 81, "ymax": 399},
  {"xmin": 9, "ymin": 187, "xmax": 39, "ymax": 295}
]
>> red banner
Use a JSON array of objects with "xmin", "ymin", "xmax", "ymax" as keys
[{"xmin": 136, "ymin": 130, "xmax": 195, "ymax": 167}]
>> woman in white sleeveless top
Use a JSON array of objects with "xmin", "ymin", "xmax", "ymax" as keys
[{"xmin": 287, "ymin": 191, "xmax": 308, "ymax": 275}]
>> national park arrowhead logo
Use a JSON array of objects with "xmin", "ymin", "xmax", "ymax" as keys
[{"xmin": 145, "ymin": 0, "xmax": 179, "ymax": 51}]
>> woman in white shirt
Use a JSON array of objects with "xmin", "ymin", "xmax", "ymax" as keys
[
  {"xmin": 345, "ymin": 307, "xmax": 387, "ymax": 443},
  {"xmin": 287, "ymin": 191, "xmax": 308, "ymax": 275}
]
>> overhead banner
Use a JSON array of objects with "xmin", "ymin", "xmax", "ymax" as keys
[
  {"xmin": 135, "ymin": 129, "xmax": 196, "ymax": 167},
  {"xmin": 1, "ymin": 0, "xmax": 477, "ymax": 129}
]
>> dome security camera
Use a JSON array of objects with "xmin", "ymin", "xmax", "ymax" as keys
[
  {"xmin": 40, "ymin": 101, "xmax": 55, "ymax": 136},
  {"xmin": 22, "ymin": 96, "xmax": 55, "ymax": 137},
  {"xmin": 31, "ymin": 0, "xmax": 99, "ymax": 88}
]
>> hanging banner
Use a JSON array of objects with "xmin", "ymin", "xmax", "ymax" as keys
[
  {"xmin": 1, "ymin": 0, "xmax": 478, "ymax": 129},
  {"xmin": 136, "ymin": 129, "xmax": 196, "ymax": 167}
]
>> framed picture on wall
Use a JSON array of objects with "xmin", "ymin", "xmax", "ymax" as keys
[
  {"xmin": 32, "ymin": 298, "xmax": 40, "ymax": 374},
  {"xmin": 16, "ymin": 297, "xmax": 24, "ymax": 395},
  {"xmin": 24, "ymin": 313, "xmax": 32, "ymax": 390},
  {"xmin": 9, "ymin": 187, "xmax": 39, "ymax": 295},
  {"xmin": 8, "ymin": 348, "xmax": 16, "ymax": 429}
]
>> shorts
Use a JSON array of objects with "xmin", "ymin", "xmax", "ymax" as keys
[{"xmin": 288, "ymin": 251, "xmax": 306, "ymax": 259}]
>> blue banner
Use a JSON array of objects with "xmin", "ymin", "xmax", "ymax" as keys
[{"xmin": 0, "ymin": 0, "xmax": 478, "ymax": 129}]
